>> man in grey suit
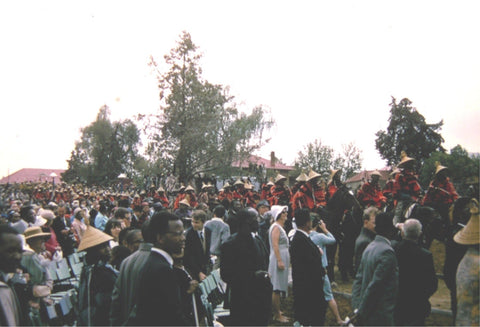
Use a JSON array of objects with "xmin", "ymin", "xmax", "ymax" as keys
[
  {"xmin": 354, "ymin": 207, "xmax": 378, "ymax": 273},
  {"xmin": 352, "ymin": 212, "xmax": 398, "ymax": 326},
  {"xmin": 204, "ymin": 205, "xmax": 230, "ymax": 269}
]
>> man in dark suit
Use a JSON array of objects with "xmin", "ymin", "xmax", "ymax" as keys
[
  {"xmin": 184, "ymin": 210, "xmax": 212, "ymax": 281},
  {"xmin": 290, "ymin": 208, "xmax": 327, "ymax": 326},
  {"xmin": 220, "ymin": 208, "xmax": 271, "ymax": 326},
  {"xmin": 110, "ymin": 221, "xmax": 153, "ymax": 326},
  {"xmin": 352, "ymin": 212, "xmax": 398, "ymax": 326},
  {"xmin": 394, "ymin": 219, "xmax": 438, "ymax": 325},
  {"xmin": 51, "ymin": 205, "xmax": 75, "ymax": 256},
  {"xmin": 136, "ymin": 212, "xmax": 190, "ymax": 326}
]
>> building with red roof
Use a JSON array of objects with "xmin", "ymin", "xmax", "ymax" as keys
[
  {"xmin": 345, "ymin": 168, "xmax": 390, "ymax": 190},
  {"xmin": 0, "ymin": 168, "xmax": 65, "ymax": 184}
]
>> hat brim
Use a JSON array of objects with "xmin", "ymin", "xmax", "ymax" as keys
[
  {"xmin": 454, "ymin": 214, "xmax": 480, "ymax": 245},
  {"xmin": 25, "ymin": 232, "xmax": 51, "ymax": 240}
]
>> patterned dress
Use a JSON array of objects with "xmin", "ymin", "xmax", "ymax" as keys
[{"xmin": 268, "ymin": 223, "xmax": 290, "ymax": 293}]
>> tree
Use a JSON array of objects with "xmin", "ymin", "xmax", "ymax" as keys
[
  {"xmin": 145, "ymin": 31, "xmax": 274, "ymax": 183},
  {"xmin": 419, "ymin": 145, "xmax": 479, "ymax": 195},
  {"xmin": 295, "ymin": 139, "xmax": 335, "ymax": 179},
  {"xmin": 294, "ymin": 140, "xmax": 362, "ymax": 180},
  {"xmin": 334, "ymin": 142, "xmax": 363, "ymax": 180},
  {"xmin": 62, "ymin": 105, "xmax": 141, "ymax": 185},
  {"xmin": 375, "ymin": 97, "xmax": 445, "ymax": 168}
]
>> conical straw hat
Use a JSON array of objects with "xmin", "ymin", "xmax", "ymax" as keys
[
  {"xmin": 370, "ymin": 170, "xmax": 382, "ymax": 177},
  {"xmin": 398, "ymin": 151, "xmax": 415, "ymax": 168},
  {"xmin": 234, "ymin": 179, "xmax": 244, "ymax": 186},
  {"xmin": 328, "ymin": 169, "xmax": 342, "ymax": 184},
  {"xmin": 454, "ymin": 198, "xmax": 479, "ymax": 245},
  {"xmin": 274, "ymin": 174, "xmax": 287, "ymax": 183},
  {"xmin": 296, "ymin": 172, "xmax": 308, "ymax": 182},
  {"xmin": 307, "ymin": 170, "xmax": 321, "ymax": 181},
  {"xmin": 78, "ymin": 226, "xmax": 113, "ymax": 252},
  {"xmin": 434, "ymin": 161, "xmax": 448, "ymax": 176}
]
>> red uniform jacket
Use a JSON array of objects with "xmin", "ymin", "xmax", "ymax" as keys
[
  {"xmin": 327, "ymin": 183, "xmax": 338, "ymax": 201},
  {"xmin": 291, "ymin": 183, "xmax": 326, "ymax": 211},
  {"xmin": 173, "ymin": 193, "xmax": 186, "ymax": 210},
  {"xmin": 357, "ymin": 182, "xmax": 386, "ymax": 208},
  {"xmin": 393, "ymin": 169, "xmax": 422, "ymax": 201},
  {"xmin": 269, "ymin": 185, "xmax": 292, "ymax": 206},
  {"xmin": 422, "ymin": 178, "xmax": 458, "ymax": 206}
]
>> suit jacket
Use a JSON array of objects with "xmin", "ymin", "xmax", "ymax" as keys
[
  {"xmin": 289, "ymin": 230, "xmax": 326, "ymax": 326},
  {"xmin": 183, "ymin": 227, "xmax": 211, "ymax": 281},
  {"xmin": 110, "ymin": 242, "xmax": 153, "ymax": 326},
  {"xmin": 352, "ymin": 235, "xmax": 398, "ymax": 326},
  {"xmin": 51, "ymin": 215, "xmax": 75, "ymax": 256},
  {"xmin": 354, "ymin": 227, "xmax": 376, "ymax": 272},
  {"xmin": 204, "ymin": 218, "xmax": 230, "ymax": 256},
  {"xmin": 136, "ymin": 250, "xmax": 189, "ymax": 326},
  {"xmin": 394, "ymin": 239, "xmax": 438, "ymax": 324},
  {"xmin": 220, "ymin": 232, "xmax": 271, "ymax": 326}
]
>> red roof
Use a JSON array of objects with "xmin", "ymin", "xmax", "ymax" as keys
[
  {"xmin": 346, "ymin": 169, "xmax": 390, "ymax": 183},
  {"xmin": 232, "ymin": 154, "xmax": 294, "ymax": 171},
  {"xmin": 0, "ymin": 168, "xmax": 66, "ymax": 184}
]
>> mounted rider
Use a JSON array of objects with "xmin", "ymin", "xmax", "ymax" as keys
[
  {"xmin": 422, "ymin": 162, "xmax": 458, "ymax": 225},
  {"xmin": 392, "ymin": 151, "xmax": 423, "ymax": 225},
  {"xmin": 326, "ymin": 169, "xmax": 343, "ymax": 202},
  {"xmin": 260, "ymin": 179, "xmax": 274, "ymax": 201},
  {"xmin": 217, "ymin": 182, "xmax": 233, "ymax": 204},
  {"xmin": 357, "ymin": 170, "xmax": 387, "ymax": 209},
  {"xmin": 291, "ymin": 172, "xmax": 308, "ymax": 195},
  {"xmin": 154, "ymin": 186, "xmax": 169, "ymax": 208},
  {"xmin": 291, "ymin": 169, "xmax": 327, "ymax": 212},
  {"xmin": 269, "ymin": 173, "xmax": 292, "ymax": 206}
]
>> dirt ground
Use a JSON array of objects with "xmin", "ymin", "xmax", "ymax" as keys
[{"xmin": 271, "ymin": 239, "xmax": 455, "ymax": 326}]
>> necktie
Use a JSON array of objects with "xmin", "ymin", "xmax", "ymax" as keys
[{"xmin": 200, "ymin": 231, "xmax": 206, "ymax": 252}]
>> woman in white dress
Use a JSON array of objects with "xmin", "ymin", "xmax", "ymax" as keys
[{"xmin": 268, "ymin": 205, "xmax": 290, "ymax": 323}]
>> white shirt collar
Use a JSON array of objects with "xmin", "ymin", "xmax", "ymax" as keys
[
  {"xmin": 151, "ymin": 247, "xmax": 173, "ymax": 267},
  {"xmin": 296, "ymin": 228, "xmax": 310, "ymax": 238}
]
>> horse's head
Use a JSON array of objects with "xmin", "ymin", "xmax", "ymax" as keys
[
  {"xmin": 450, "ymin": 197, "xmax": 474, "ymax": 235},
  {"xmin": 327, "ymin": 184, "xmax": 361, "ymax": 212},
  {"xmin": 411, "ymin": 204, "xmax": 445, "ymax": 243}
]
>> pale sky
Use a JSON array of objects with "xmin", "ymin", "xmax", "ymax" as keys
[{"xmin": 1, "ymin": 0, "xmax": 479, "ymax": 179}]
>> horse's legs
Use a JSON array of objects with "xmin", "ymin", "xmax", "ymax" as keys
[
  {"xmin": 338, "ymin": 215, "xmax": 359, "ymax": 280},
  {"xmin": 393, "ymin": 200, "xmax": 405, "ymax": 225},
  {"xmin": 326, "ymin": 243, "xmax": 337, "ymax": 283}
]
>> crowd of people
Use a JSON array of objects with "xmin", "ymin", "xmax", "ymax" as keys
[{"xmin": 0, "ymin": 151, "xmax": 478, "ymax": 326}]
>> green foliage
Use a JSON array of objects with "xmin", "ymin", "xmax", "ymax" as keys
[
  {"xmin": 62, "ymin": 105, "xmax": 141, "ymax": 185},
  {"xmin": 145, "ymin": 31, "xmax": 274, "ymax": 183},
  {"xmin": 420, "ymin": 145, "xmax": 480, "ymax": 194},
  {"xmin": 375, "ymin": 97, "xmax": 445, "ymax": 168},
  {"xmin": 295, "ymin": 139, "xmax": 363, "ymax": 180},
  {"xmin": 335, "ymin": 143, "xmax": 363, "ymax": 180}
]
